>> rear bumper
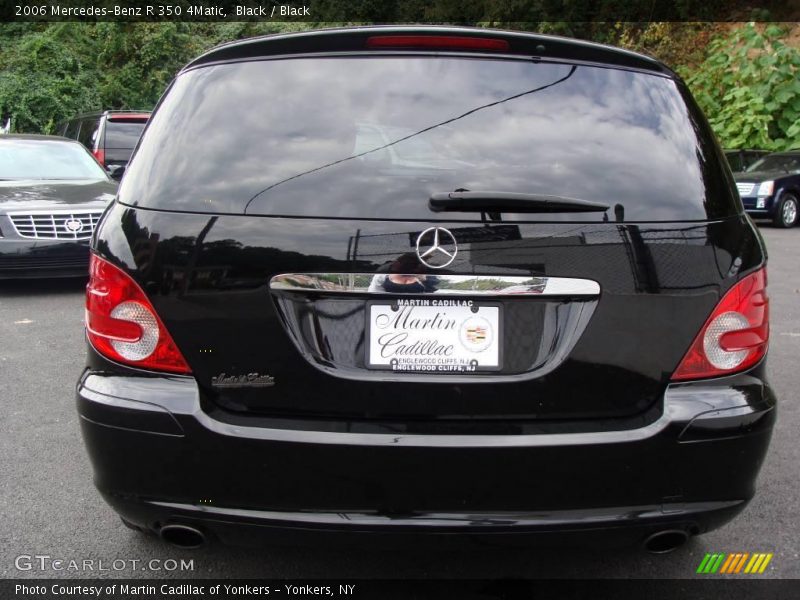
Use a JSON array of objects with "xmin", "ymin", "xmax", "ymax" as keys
[
  {"xmin": 101, "ymin": 495, "xmax": 748, "ymax": 549},
  {"xmin": 76, "ymin": 369, "xmax": 775, "ymax": 545}
]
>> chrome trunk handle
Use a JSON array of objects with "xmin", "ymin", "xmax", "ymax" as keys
[{"xmin": 269, "ymin": 273, "xmax": 600, "ymax": 296}]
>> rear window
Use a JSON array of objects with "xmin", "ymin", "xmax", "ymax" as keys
[
  {"xmin": 121, "ymin": 56, "xmax": 736, "ymax": 221},
  {"xmin": 104, "ymin": 120, "xmax": 147, "ymax": 149}
]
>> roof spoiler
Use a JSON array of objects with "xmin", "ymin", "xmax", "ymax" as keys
[{"xmin": 183, "ymin": 26, "xmax": 672, "ymax": 76}]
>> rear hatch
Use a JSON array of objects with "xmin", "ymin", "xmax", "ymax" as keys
[
  {"xmin": 102, "ymin": 32, "xmax": 757, "ymax": 427},
  {"xmin": 102, "ymin": 114, "xmax": 149, "ymax": 167}
]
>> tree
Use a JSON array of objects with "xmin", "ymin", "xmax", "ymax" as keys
[
  {"xmin": 0, "ymin": 24, "xmax": 100, "ymax": 132},
  {"xmin": 681, "ymin": 23, "xmax": 800, "ymax": 150}
]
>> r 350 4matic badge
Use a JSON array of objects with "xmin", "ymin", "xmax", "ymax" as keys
[{"xmin": 211, "ymin": 372, "xmax": 275, "ymax": 388}]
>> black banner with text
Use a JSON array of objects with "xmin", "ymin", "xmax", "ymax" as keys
[
  {"xmin": 2, "ymin": 0, "xmax": 797, "ymax": 23},
  {"xmin": 3, "ymin": 579, "xmax": 798, "ymax": 600}
]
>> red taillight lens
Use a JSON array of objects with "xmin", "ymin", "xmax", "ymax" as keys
[
  {"xmin": 92, "ymin": 148, "xmax": 105, "ymax": 166},
  {"xmin": 85, "ymin": 254, "xmax": 191, "ymax": 374},
  {"xmin": 672, "ymin": 268, "xmax": 768, "ymax": 381},
  {"xmin": 366, "ymin": 35, "xmax": 510, "ymax": 52}
]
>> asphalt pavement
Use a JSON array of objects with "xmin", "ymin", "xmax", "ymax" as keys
[{"xmin": 0, "ymin": 226, "xmax": 798, "ymax": 581}]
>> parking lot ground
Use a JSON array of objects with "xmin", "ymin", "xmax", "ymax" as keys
[{"xmin": 0, "ymin": 226, "xmax": 798, "ymax": 580}]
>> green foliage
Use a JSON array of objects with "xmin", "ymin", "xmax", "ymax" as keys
[
  {"xmin": 0, "ymin": 24, "xmax": 101, "ymax": 133},
  {"xmin": 92, "ymin": 23, "xmax": 200, "ymax": 110},
  {"xmin": 0, "ymin": 22, "xmax": 307, "ymax": 133},
  {"xmin": 681, "ymin": 23, "xmax": 800, "ymax": 151}
]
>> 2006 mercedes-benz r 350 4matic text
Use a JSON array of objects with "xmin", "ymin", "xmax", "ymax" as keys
[{"xmin": 77, "ymin": 27, "xmax": 775, "ymax": 553}]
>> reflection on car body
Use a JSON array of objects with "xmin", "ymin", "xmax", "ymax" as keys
[
  {"xmin": 354, "ymin": 122, "xmax": 474, "ymax": 171},
  {"xmin": 273, "ymin": 273, "xmax": 560, "ymax": 296}
]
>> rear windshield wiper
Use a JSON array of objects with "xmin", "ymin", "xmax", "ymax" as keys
[{"xmin": 429, "ymin": 191, "xmax": 609, "ymax": 213}]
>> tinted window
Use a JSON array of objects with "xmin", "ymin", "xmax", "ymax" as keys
[
  {"xmin": 104, "ymin": 120, "xmax": 147, "ymax": 149},
  {"xmin": 0, "ymin": 139, "xmax": 108, "ymax": 180},
  {"xmin": 77, "ymin": 118, "xmax": 99, "ymax": 149},
  {"xmin": 65, "ymin": 119, "xmax": 81, "ymax": 139},
  {"xmin": 744, "ymin": 152, "xmax": 765, "ymax": 167},
  {"xmin": 122, "ymin": 57, "xmax": 735, "ymax": 221},
  {"xmin": 725, "ymin": 151, "xmax": 744, "ymax": 172},
  {"xmin": 746, "ymin": 154, "xmax": 800, "ymax": 174}
]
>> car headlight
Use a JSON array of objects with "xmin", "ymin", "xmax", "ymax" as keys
[{"xmin": 757, "ymin": 180, "xmax": 774, "ymax": 196}]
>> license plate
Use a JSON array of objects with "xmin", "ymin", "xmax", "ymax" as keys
[{"xmin": 367, "ymin": 301, "xmax": 502, "ymax": 373}]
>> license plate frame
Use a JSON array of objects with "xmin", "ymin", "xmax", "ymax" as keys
[{"xmin": 365, "ymin": 299, "xmax": 503, "ymax": 374}]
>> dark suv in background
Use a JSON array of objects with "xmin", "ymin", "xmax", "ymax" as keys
[
  {"xmin": 735, "ymin": 151, "xmax": 800, "ymax": 228},
  {"xmin": 77, "ymin": 27, "xmax": 775, "ymax": 553},
  {"xmin": 57, "ymin": 110, "xmax": 150, "ymax": 178}
]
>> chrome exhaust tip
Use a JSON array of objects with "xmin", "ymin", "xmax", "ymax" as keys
[
  {"xmin": 643, "ymin": 529, "xmax": 690, "ymax": 554},
  {"xmin": 159, "ymin": 524, "xmax": 206, "ymax": 549}
]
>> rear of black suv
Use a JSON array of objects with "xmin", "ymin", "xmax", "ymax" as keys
[
  {"xmin": 58, "ymin": 110, "xmax": 150, "ymax": 173},
  {"xmin": 77, "ymin": 27, "xmax": 775, "ymax": 551}
]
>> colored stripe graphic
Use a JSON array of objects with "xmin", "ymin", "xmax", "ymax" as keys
[
  {"xmin": 758, "ymin": 554, "xmax": 774, "ymax": 573},
  {"xmin": 748, "ymin": 554, "xmax": 764, "ymax": 573},
  {"xmin": 745, "ymin": 554, "xmax": 758, "ymax": 573},
  {"xmin": 696, "ymin": 553, "xmax": 713, "ymax": 573},
  {"xmin": 699, "ymin": 552, "xmax": 773, "ymax": 574},
  {"xmin": 710, "ymin": 554, "xmax": 725, "ymax": 573},
  {"xmin": 719, "ymin": 553, "xmax": 737, "ymax": 574},
  {"xmin": 734, "ymin": 553, "xmax": 749, "ymax": 573},
  {"xmin": 698, "ymin": 553, "xmax": 726, "ymax": 574},
  {"xmin": 745, "ymin": 553, "xmax": 774, "ymax": 574}
]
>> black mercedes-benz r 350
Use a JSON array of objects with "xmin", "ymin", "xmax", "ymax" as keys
[{"xmin": 77, "ymin": 27, "xmax": 775, "ymax": 553}]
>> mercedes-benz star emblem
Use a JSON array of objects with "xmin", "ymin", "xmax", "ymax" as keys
[
  {"xmin": 415, "ymin": 227, "xmax": 457, "ymax": 269},
  {"xmin": 63, "ymin": 218, "xmax": 84, "ymax": 233}
]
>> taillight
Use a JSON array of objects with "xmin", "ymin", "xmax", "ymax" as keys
[
  {"xmin": 92, "ymin": 148, "xmax": 105, "ymax": 166},
  {"xmin": 85, "ymin": 254, "xmax": 191, "ymax": 374},
  {"xmin": 672, "ymin": 268, "xmax": 768, "ymax": 381},
  {"xmin": 366, "ymin": 35, "xmax": 510, "ymax": 52}
]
